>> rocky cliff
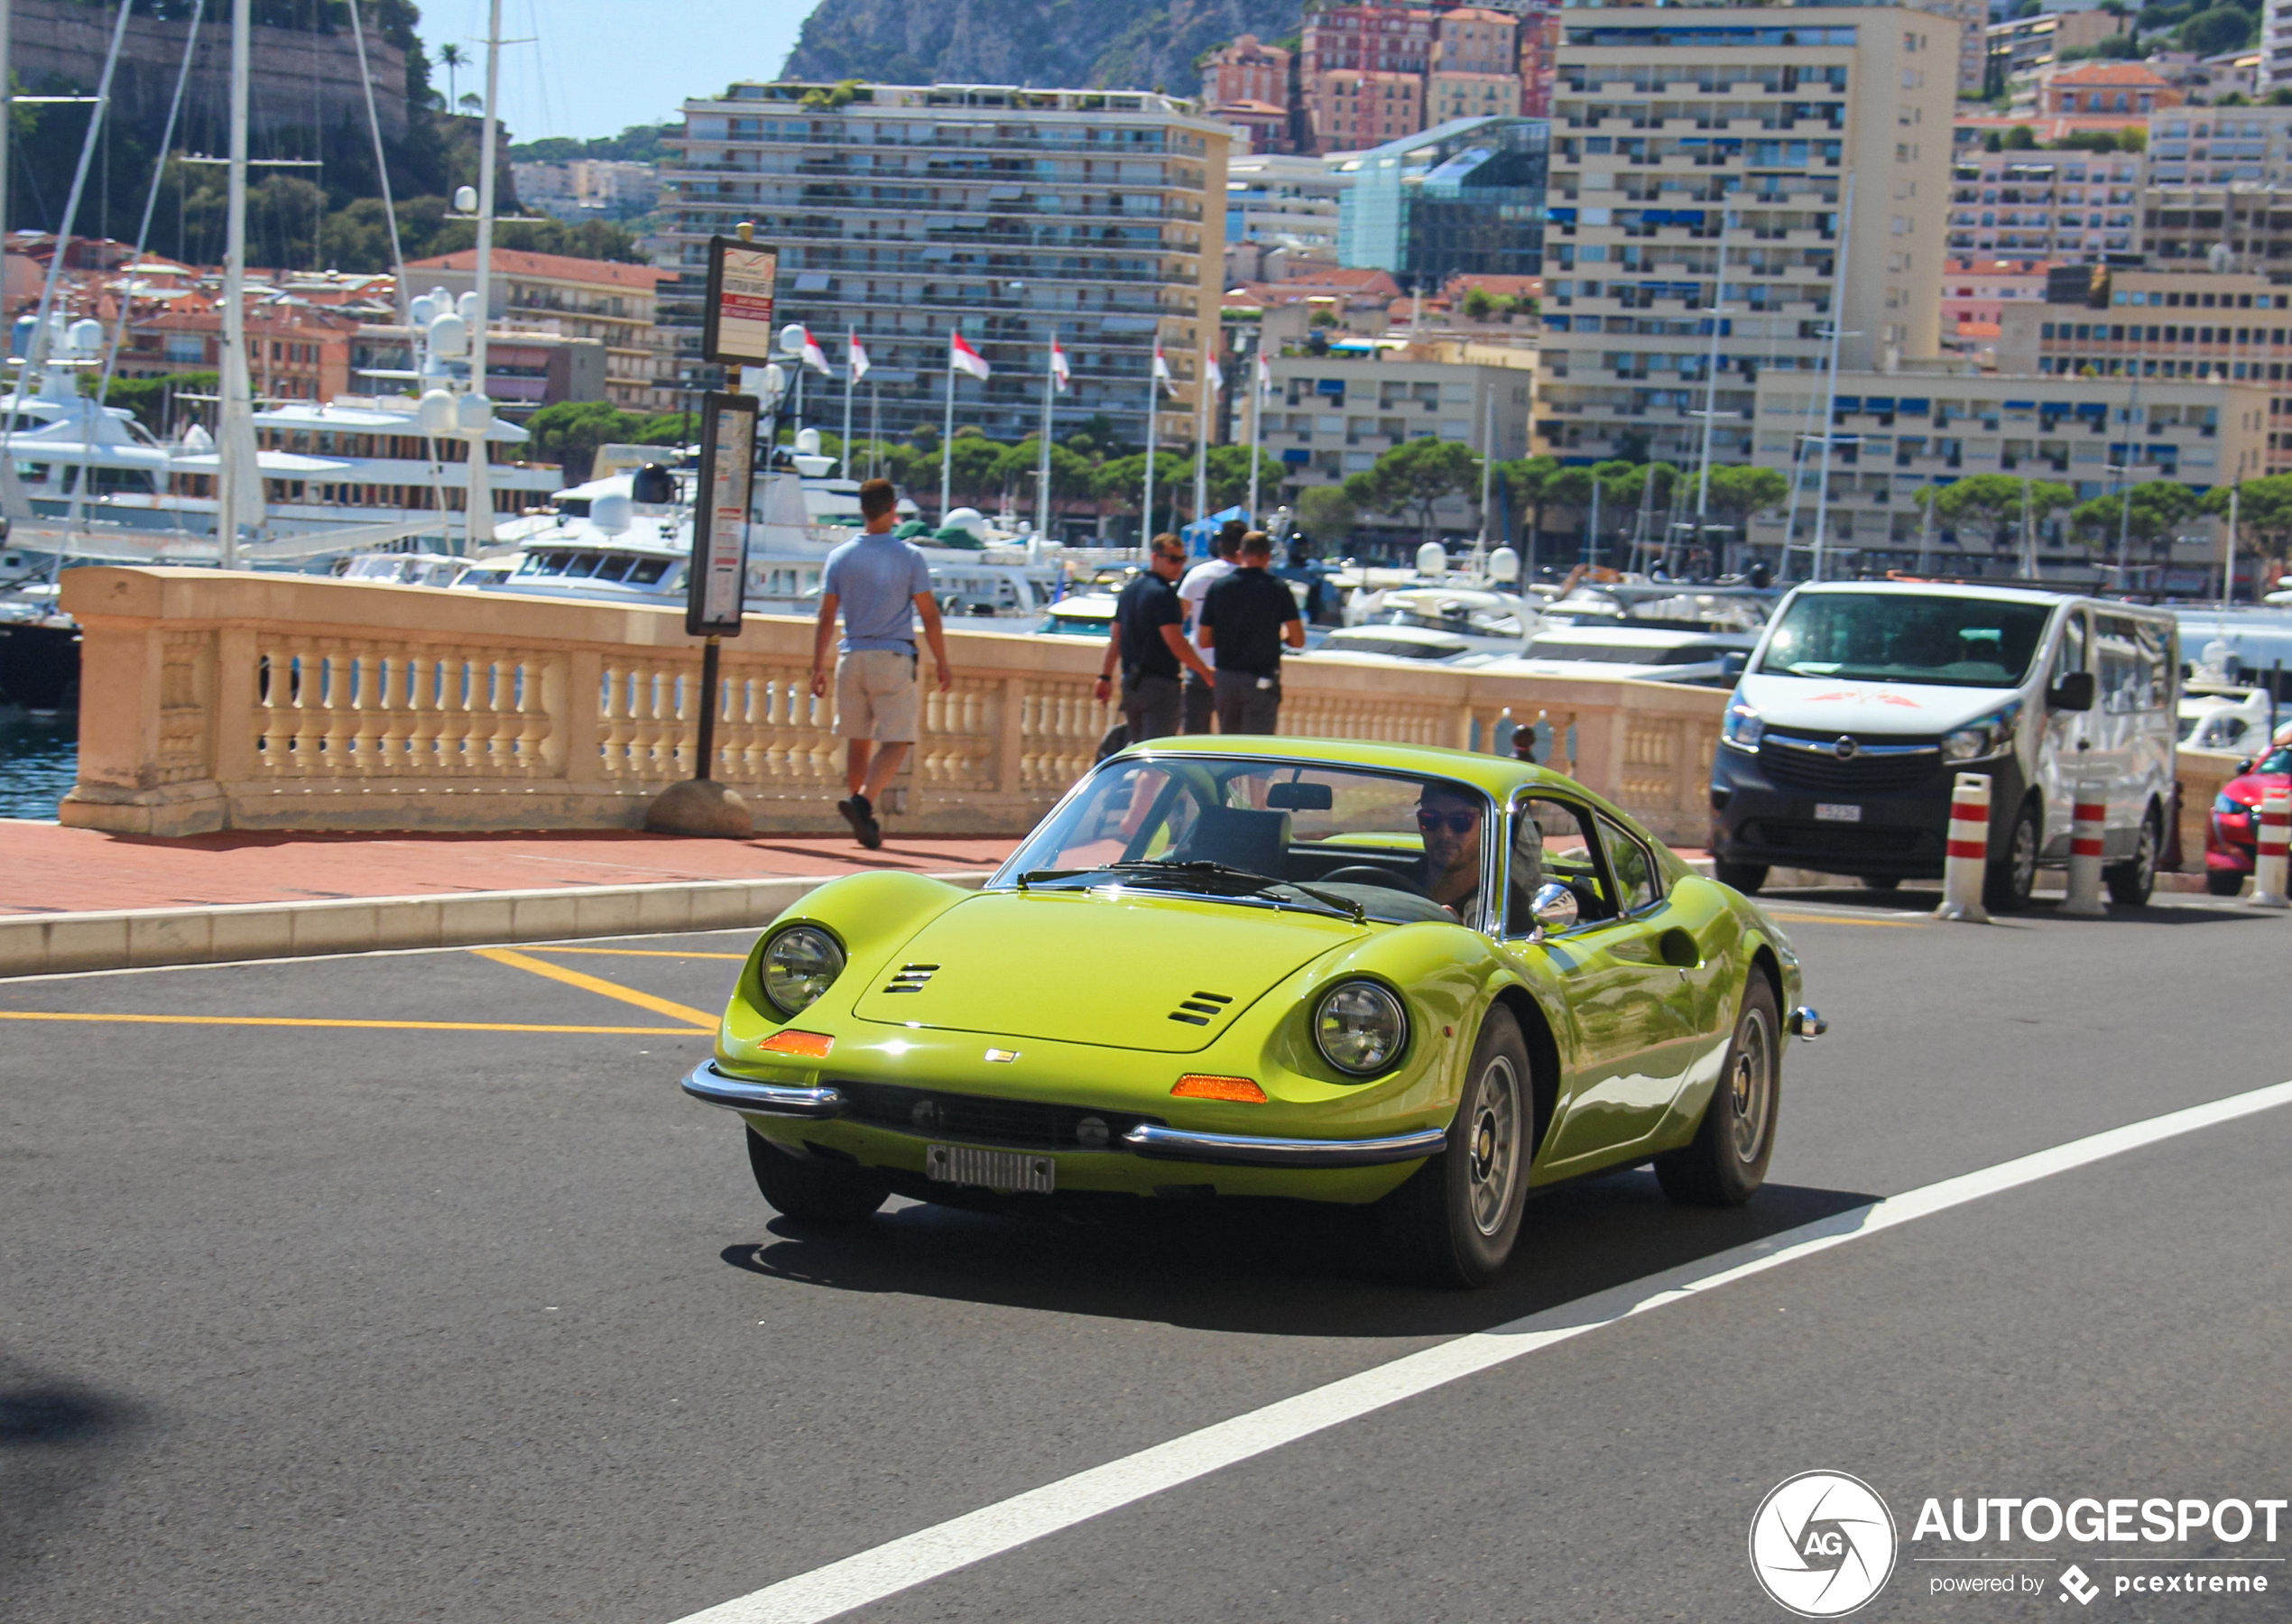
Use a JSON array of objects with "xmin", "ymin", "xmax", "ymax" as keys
[{"xmin": 780, "ymin": 0, "xmax": 1303, "ymax": 97}]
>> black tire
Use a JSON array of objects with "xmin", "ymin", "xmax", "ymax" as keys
[
  {"xmin": 2106, "ymin": 808, "xmax": 2160, "ymax": 908},
  {"xmin": 1862, "ymin": 875, "xmax": 1901, "ymax": 891},
  {"xmin": 1982, "ymin": 798, "xmax": 2040, "ymax": 913},
  {"xmin": 1713, "ymin": 860, "xmax": 1768, "ymax": 896},
  {"xmin": 1656, "ymin": 977, "xmax": 1780, "ymax": 1207},
  {"xmin": 2206, "ymin": 869, "xmax": 2247, "ymax": 898},
  {"xmin": 745, "ymin": 1127, "xmax": 888, "ymax": 1223},
  {"xmin": 1380, "ymin": 1007, "xmax": 1533, "ymax": 1288}
]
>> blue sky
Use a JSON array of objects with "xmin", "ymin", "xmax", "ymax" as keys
[{"xmin": 421, "ymin": 0, "xmax": 818, "ymax": 143}]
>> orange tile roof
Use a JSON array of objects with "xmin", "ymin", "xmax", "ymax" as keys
[
  {"xmin": 2047, "ymin": 61, "xmax": 2173, "ymax": 88},
  {"xmin": 403, "ymin": 248, "xmax": 667, "ymax": 290}
]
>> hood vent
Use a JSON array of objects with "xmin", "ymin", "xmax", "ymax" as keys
[
  {"xmin": 1169, "ymin": 991, "xmax": 1234, "ymax": 1027},
  {"xmin": 883, "ymin": 964, "xmax": 939, "ymax": 993}
]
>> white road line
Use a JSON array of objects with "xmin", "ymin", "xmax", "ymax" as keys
[{"xmin": 669, "ymin": 1076, "xmax": 2292, "ymax": 1624}]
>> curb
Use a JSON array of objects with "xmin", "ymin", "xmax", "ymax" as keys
[
  {"xmin": 0, "ymin": 871, "xmax": 994, "ymax": 980},
  {"xmin": 1681, "ymin": 858, "xmax": 2210, "ymax": 895}
]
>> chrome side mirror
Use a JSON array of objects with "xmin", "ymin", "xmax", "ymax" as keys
[{"xmin": 1528, "ymin": 881, "xmax": 1578, "ymax": 941}]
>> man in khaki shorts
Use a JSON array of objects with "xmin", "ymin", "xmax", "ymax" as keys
[{"xmin": 809, "ymin": 478, "xmax": 953, "ymax": 847}]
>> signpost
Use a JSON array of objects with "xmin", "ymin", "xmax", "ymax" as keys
[{"xmin": 645, "ymin": 228, "xmax": 776, "ymax": 836}]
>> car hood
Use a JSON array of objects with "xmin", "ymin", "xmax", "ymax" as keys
[
  {"xmin": 849, "ymin": 888, "xmax": 1357, "ymax": 1053},
  {"xmin": 2223, "ymin": 770, "xmax": 2289, "ymax": 806},
  {"xmin": 1736, "ymin": 672, "xmax": 2022, "ymax": 737}
]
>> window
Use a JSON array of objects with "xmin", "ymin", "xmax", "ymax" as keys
[
  {"xmin": 1594, "ymin": 811, "xmax": 1661, "ymax": 916},
  {"xmin": 1505, "ymin": 797, "xmax": 1609, "ymax": 936}
]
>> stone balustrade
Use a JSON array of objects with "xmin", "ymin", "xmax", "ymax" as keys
[{"xmin": 58, "ymin": 567, "xmax": 1732, "ymax": 844}]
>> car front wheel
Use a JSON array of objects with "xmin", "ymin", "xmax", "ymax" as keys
[
  {"xmin": 1656, "ymin": 977, "xmax": 1779, "ymax": 1207},
  {"xmin": 1713, "ymin": 860, "xmax": 1768, "ymax": 896},
  {"xmin": 1381, "ymin": 1006, "xmax": 1531, "ymax": 1288},
  {"xmin": 745, "ymin": 1126, "xmax": 888, "ymax": 1223}
]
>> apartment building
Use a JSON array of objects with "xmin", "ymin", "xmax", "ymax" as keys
[
  {"xmin": 2261, "ymin": 0, "xmax": 2292, "ymax": 98},
  {"xmin": 1204, "ymin": 34, "xmax": 1293, "ymax": 108},
  {"xmin": 2141, "ymin": 185, "xmax": 2292, "ymax": 266},
  {"xmin": 2146, "ymin": 103, "xmax": 2292, "ymax": 187},
  {"xmin": 1336, "ymin": 115, "xmax": 1548, "ymax": 284},
  {"xmin": 660, "ymin": 82, "xmax": 1227, "ymax": 453},
  {"xmin": 2040, "ymin": 60, "xmax": 2179, "ymax": 118},
  {"xmin": 406, "ymin": 249, "xmax": 674, "ymax": 411},
  {"xmin": 1985, "ymin": 10, "xmax": 2134, "ymax": 88},
  {"xmin": 1537, "ymin": 7, "xmax": 1958, "ymax": 469},
  {"xmin": 1945, "ymin": 146, "xmax": 2140, "ymax": 262},
  {"xmin": 1226, "ymin": 151, "xmax": 1350, "ymax": 257},
  {"xmin": 1997, "ymin": 267, "xmax": 2292, "ymax": 470},
  {"xmin": 511, "ymin": 159, "xmax": 662, "ymax": 221},
  {"xmin": 1303, "ymin": 5, "xmax": 1434, "ymax": 152},
  {"xmin": 1263, "ymin": 343, "xmax": 1535, "ymax": 550},
  {"xmin": 1747, "ymin": 365, "xmax": 2266, "ymax": 577},
  {"xmin": 122, "ymin": 301, "xmax": 358, "ymax": 401},
  {"xmin": 348, "ymin": 323, "xmax": 608, "ymax": 414},
  {"xmin": 1941, "ymin": 257, "xmax": 2054, "ymax": 333}
]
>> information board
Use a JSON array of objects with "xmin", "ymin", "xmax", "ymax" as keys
[
  {"xmin": 702, "ymin": 239, "xmax": 780, "ymax": 367},
  {"xmin": 685, "ymin": 392, "xmax": 759, "ymax": 637}
]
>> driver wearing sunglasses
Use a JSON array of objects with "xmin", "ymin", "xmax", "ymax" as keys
[{"xmin": 1417, "ymin": 786, "xmax": 1487, "ymax": 915}]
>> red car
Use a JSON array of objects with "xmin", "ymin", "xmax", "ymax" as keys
[{"xmin": 2206, "ymin": 744, "xmax": 2292, "ymax": 896}]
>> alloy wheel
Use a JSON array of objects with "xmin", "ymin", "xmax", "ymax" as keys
[
  {"xmin": 1466, "ymin": 1055, "xmax": 1521, "ymax": 1237},
  {"xmin": 1725, "ymin": 1007, "xmax": 1773, "ymax": 1165}
]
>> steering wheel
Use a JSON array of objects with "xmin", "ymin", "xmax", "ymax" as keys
[{"xmin": 1317, "ymin": 863, "xmax": 1434, "ymax": 899}]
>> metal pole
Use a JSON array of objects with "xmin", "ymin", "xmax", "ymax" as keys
[
  {"xmin": 1917, "ymin": 477, "xmax": 1934, "ymax": 576},
  {"xmin": 1810, "ymin": 174, "xmax": 1854, "ymax": 586},
  {"xmin": 1037, "ymin": 325, "xmax": 1055, "ymax": 540},
  {"xmin": 1246, "ymin": 339, "xmax": 1264, "ymax": 522},
  {"xmin": 219, "ymin": 0, "xmax": 254, "ymax": 571},
  {"xmin": 2113, "ymin": 377, "xmax": 2139, "ymax": 586},
  {"xmin": 21, "ymin": 0, "xmax": 132, "ymax": 390},
  {"xmin": 462, "ymin": 0, "xmax": 504, "ymax": 548},
  {"xmin": 868, "ymin": 380, "xmax": 879, "ymax": 480},
  {"xmin": 1475, "ymin": 383, "xmax": 1495, "ymax": 549},
  {"xmin": 2223, "ymin": 474, "xmax": 2241, "ymax": 605},
  {"xmin": 1192, "ymin": 346, "xmax": 1210, "ymax": 525},
  {"xmin": 939, "ymin": 339, "xmax": 956, "ymax": 520},
  {"xmin": 349, "ymin": 1, "xmax": 407, "ymax": 322},
  {"xmin": 1694, "ymin": 211, "xmax": 1729, "ymax": 566},
  {"xmin": 695, "ymin": 636, "xmax": 721, "ymax": 781},
  {"xmin": 841, "ymin": 326, "xmax": 855, "ymax": 479},
  {"xmin": 1141, "ymin": 356, "xmax": 1159, "ymax": 558},
  {"xmin": 2021, "ymin": 474, "xmax": 2035, "ymax": 581}
]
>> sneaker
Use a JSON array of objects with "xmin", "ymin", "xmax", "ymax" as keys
[{"xmin": 837, "ymin": 794, "xmax": 883, "ymax": 849}]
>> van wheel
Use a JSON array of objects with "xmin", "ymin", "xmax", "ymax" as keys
[
  {"xmin": 1982, "ymin": 798, "xmax": 2039, "ymax": 913},
  {"xmin": 2106, "ymin": 809, "xmax": 2159, "ymax": 908},
  {"xmin": 1862, "ymin": 875, "xmax": 1901, "ymax": 891},
  {"xmin": 1714, "ymin": 860, "xmax": 1768, "ymax": 895}
]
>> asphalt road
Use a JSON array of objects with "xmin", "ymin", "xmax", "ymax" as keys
[{"xmin": 5, "ymin": 882, "xmax": 2289, "ymax": 1623}]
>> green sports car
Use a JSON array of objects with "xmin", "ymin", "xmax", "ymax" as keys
[{"xmin": 682, "ymin": 737, "xmax": 1824, "ymax": 1287}]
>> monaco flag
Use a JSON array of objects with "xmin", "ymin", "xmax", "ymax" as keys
[
  {"xmin": 1152, "ymin": 346, "xmax": 1173, "ymax": 393},
  {"xmin": 1256, "ymin": 350, "xmax": 1273, "ymax": 393},
  {"xmin": 1049, "ymin": 337, "xmax": 1070, "ymax": 392},
  {"xmin": 1205, "ymin": 353, "xmax": 1224, "ymax": 396},
  {"xmin": 949, "ymin": 330, "xmax": 992, "ymax": 380},
  {"xmin": 847, "ymin": 329, "xmax": 870, "ymax": 381},
  {"xmin": 799, "ymin": 327, "xmax": 832, "ymax": 374}
]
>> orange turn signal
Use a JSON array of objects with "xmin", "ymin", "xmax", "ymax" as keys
[
  {"xmin": 1171, "ymin": 1074, "xmax": 1268, "ymax": 1103},
  {"xmin": 759, "ymin": 1029, "xmax": 835, "ymax": 1059}
]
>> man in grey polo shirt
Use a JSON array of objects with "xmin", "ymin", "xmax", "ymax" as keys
[{"xmin": 809, "ymin": 479, "xmax": 953, "ymax": 848}]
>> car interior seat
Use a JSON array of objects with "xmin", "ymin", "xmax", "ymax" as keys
[{"xmin": 1176, "ymin": 806, "xmax": 1293, "ymax": 878}]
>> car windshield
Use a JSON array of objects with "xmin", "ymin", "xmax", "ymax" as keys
[
  {"xmin": 1000, "ymin": 756, "xmax": 1498, "ymax": 927},
  {"xmin": 1754, "ymin": 592, "xmax": 2055, "ymax": 689},
  {"xmin": 2252, "ymin": 747, "xmax": 2292, "ymax": 776}
]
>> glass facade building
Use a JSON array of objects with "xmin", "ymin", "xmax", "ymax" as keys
[{"xmin": 1335, "ymin": 115, "xmax": 1549, "ymax": 286}]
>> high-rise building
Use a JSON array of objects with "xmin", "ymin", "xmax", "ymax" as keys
[
  {"xmin": 1536, "ymin": 6, "xmax": 1958, "ymax": 469},
  {"xmin": 1336, "ymin": 116, "xmax": 1548, "ymax": 286},
  {"xmin": 1303, "ymin": 5, "xmax": 1435, "ymax": 152},
  {"xmin": 659, "ymin": 83, "xmax": 1228, "ymax": 454},
  {"xmin": 1205, "ymin": 34, "xmax": 1293, "ymax": 109},
  {"xmin": 1226, "ymin": 152, "xmax": 1353, "ymax": 259},
  {"xmin": 1945, "ymin": 146, "xmax": 2140, "ymax": 263},
  {"xmin": 2260, "ymin": 0, "xmax": 2292, "ymax": 98},
  {"xmin": 1313, "ymin": 69, "xmax": 1428, "ymax": 152}
]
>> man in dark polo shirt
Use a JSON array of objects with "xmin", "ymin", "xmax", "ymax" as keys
[
  {"xmin": 1095, "ymin": 532, "xmax": 1213, "ymax": 743},
  {"xmin": 1197, "ymin": 530, "xmax": 1304, "ymax": 734}
]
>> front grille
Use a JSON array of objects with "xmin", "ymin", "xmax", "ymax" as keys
[
  {"xmin": 836, "ymin": 1081, "xmax": 1165, "ymax": 1152},
  {"xmin": 1742, "ymin": 818, "xmax": 1936, "ymax": 858},
  {"xmin": 1759, "ymin": 734, "xmax": 1942, "ymax": 794}
]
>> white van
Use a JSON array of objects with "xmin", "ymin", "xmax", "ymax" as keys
[{"xmin": 1709, "ymin": 582, "xmax": 2177, "ymax": 909}]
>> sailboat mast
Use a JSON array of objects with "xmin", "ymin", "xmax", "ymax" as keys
[
  {"xmin": 218, "ymin": 0, "xmax": 256, "ymax": 570},
  {"xmin": 465, "ymin": 0, "xmax": 504, "ymax": 548}
]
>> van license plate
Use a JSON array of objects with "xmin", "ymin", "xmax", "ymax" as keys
[
  {"xmin": 1814, "ymin": 803, "xmax": 1862, "ymax": 823},
  {"xmin": 925, "ymin": 1143, "xmax": 1056, "ymax": 1194}
]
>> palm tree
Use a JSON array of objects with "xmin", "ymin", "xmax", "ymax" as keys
[{"xmin": 438, "ymin": 42, "xmax": 466, "ymax": 110}]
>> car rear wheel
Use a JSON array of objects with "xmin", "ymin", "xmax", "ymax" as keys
[
  {"xmin": 1381, "ymin": 1007, "xmax": 1531, "ymax": 1289},
  {"xmin": 2206, "ymin": 869, "xmax": 2247, "ymax": 898},
  {"xmin": 1862, "ymin": 875, "xmax": 1901, "ymax": 891},
  {"xmin": 1656, "ymin": 977, "xmax": 1779, "ymax": 1208},
  {"xmin": 2106, "ymin": 809, "xmax": 2159, "ymax": 908},
  {"xmin": 745, "ymin": 1127, "xmax": 888, "ymax": 1223},
  {"xmin": 1713, "ymin": 860, "xmax": 1768, "ymax": 895},
  {"xmin": 1982, "ymin": 798, "xmax": 2039, "ymax": 913}
]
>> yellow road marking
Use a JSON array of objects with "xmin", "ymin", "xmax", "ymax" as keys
[
  {"xmin": 522, "ymin": 946, "xmax": 748, "ymax": 960},
  {"xmin": 1764, "ymin": 910, "xmax": 1927, "ymax": 928},
  {"xmin": 470, "ymin": 946, "xmax": 718, "ymax": 1028},
  {"xmin": 0, "ymin": 1010, "xmax": 706, "ymax": 1035}
]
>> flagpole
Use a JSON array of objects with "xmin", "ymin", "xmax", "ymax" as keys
[
  {"xmin": 1037, "ymin": 325, "xmax": 1055, "ymax": 540},
  {"xmin": 1141, "ymin": 348, "xmax": 1159, "ymax": 560},
  {"xmin": 841, "ymin": 326, "xmax": 855, "ymax": 478},
  {"xmin": 1192, "ymin": 344, "xmax": 1210, "ymax": 525},
  {"xmin": 1247, "ymin": 344, "xmax": 1264, "ymax": 522},
  {"xmin": 940, "ymin": 333, "xmax": 957, "ymax": 520},
  {"xmin": 868, "ymin": 379, "xmax": 879, "ymax": 479}
]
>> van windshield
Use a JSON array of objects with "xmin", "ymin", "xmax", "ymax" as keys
[{"xmin": 1754, "ymin": 593, "xmax": 2055, "ymax": 689}]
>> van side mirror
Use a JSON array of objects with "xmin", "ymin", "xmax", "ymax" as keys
[{"xmin": 2047, "ymin": 670, "xmax": 2094, "ymax": 712}]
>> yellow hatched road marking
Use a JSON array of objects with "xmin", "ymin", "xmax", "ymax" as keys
[
  {"xmin": 1764, "ymin": 911, "xmax": 1927, "ymax": 928},
  {"xmin": 522, "ymin": 946, "xmax": 748, "ymax": 960},
  {"xmin": 0, "ymin": 1010, "xmax": 706, "ymax": 1035},
  {"xmin": 470, "ymin": 946, "xmax": 719, "ymax": 1028}
]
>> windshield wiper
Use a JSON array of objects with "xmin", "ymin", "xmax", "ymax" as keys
[{"xmin": 1105, "ymin": 860, "xmax": 1366, "ymax": 924}]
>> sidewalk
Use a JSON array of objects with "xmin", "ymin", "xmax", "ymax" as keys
[{"xmin": 0, "ymin": 823, "xmax": 1024, "ymax": 917}]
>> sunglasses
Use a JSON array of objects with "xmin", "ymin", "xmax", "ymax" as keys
[{"xmin": 1416, "ymin": 809, "xmax": 1479, "ymax": 835}]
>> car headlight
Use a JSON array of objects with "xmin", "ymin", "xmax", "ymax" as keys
[
  {"xmin": 1941, "ymin": 703, "xmax": 2021, "ymax": 762},
  {"xmin": 1722, "ymin": 699, "xmax": 1764, "ymax": 752},
  {"xmin": 1313, "ymin": 981, "xmax": 1409, "ymax": 1076},
  {"xmin": 761, "ymin": 926, "xmax": 845, "ymax": 1016},
  {"xmin": 2215, "ymin": 793, "xmax": 2252, "ymax": 818}
]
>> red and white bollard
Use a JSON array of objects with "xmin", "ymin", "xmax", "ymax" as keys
[
  {"xmin": 2059, "ymin": 782, "xmax": 2108, "ymax": 917},
  {"xmin": 1935, "ymin": 771, "xmax": 1992, "ymax": 922},
  {"xmin": 2253, "ymin": 788, "xmax": 2291, "ymax": 909}
]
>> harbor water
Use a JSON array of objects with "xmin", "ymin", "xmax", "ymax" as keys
[{"xmin": 0, "ymin": 719, "xmax": 76, "ymax": 821}]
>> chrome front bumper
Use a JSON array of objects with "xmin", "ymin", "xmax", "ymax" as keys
[
  {"xmin": 682, "ymin": 1063, "xmax": 1447, "ymax": 1168},
  {"xmin": 681, "ymin": 1062, "xmax": 846, "ymax": 1118}
]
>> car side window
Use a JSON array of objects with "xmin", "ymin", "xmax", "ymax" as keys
[
  {"xmin": 1592, "ymin": 812, "xmax": 1662, "ymax": 917},
  {"xmin": 1505, "ymin": 797, "xmax": 1614, "ymax": 936}
]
